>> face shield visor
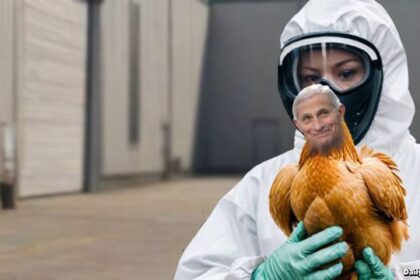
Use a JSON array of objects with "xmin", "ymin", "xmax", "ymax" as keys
[{"xmin": 278, "ymin": 32, "xmax": 383, "ymax": 144}]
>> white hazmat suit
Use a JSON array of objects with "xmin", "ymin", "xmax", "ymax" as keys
[{"xmin": 175, "ymin": 0, "xmax": 420, "ymax": 279}]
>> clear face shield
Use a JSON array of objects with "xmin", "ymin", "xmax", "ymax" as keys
[
  {"xmin": 278, "ymin": 33, "xmax": 383, "ymax": 144},
  {"xmin": 292, "ymin": 44, "xmax": 370, "ymax": 93}
]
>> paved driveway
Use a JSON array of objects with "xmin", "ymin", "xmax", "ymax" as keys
[{"xmin": 0, "ymin": 177, "xmax": 240, "ymax": 280}]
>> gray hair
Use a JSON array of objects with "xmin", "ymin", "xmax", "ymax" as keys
[{"xmin": 292, "ymin": 84, "xmax": 341, "ymax": 120}]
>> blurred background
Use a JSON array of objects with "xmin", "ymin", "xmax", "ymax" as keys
[{"xmin": 0, "ymin": 0, "xmax": 419, "ymax": 279}]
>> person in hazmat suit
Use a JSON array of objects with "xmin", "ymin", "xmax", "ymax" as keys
[{"xmin": 175, "ymin": 0, "xmax": 420, "ymax": 279}]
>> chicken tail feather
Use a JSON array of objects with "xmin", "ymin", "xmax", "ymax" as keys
[{"xmin": 389, "ymin": 220, "xmax": 409, "ymax": 251}]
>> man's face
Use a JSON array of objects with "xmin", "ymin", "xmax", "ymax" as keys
[{"xmin": 294, "ymin": 94, "xmax": 345, "ymax": 153}]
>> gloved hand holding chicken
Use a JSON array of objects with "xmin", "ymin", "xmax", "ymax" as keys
[{"xmin": 269, "ymin": 84, "xmax": 409, "ymax": 280}]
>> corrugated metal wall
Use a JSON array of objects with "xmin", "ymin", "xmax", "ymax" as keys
[
  {"xmin": 0, "ymin": 0, "xmax": 15, "ymax": 125},
  {"xmin": 17, "ymin": 0, "xmax": 87, "ymax": 196},
  {"xmin": 101, "ymin": 0, "xmax": 168, "ymax": 176},
  {"xmin": 171, "ymin": 0, "xmax": 209, "ymax": 172},
  {"xmin": 101, "ymin": 0, "xmax": 209, "ymax": 177}
]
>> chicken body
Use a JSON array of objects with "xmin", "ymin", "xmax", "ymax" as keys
[{"xmin": 269, "ymin": 121, "xmax": 408, "ymax": 279}]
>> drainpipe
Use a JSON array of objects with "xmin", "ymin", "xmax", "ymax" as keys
[
  {"xmin": 0, "ymin": 0, "xmax": 22, "ymax": 209},
  {"xmin": 84, "ymin": 0, "xmax": 104, "ymax": 192},
  {"xmin": 0, "ymin": 123, "xmax": 16, "ymax": 209},
  {"xmin": 163, "ymin": 0, "xmax": 173, "ymax": 179}
]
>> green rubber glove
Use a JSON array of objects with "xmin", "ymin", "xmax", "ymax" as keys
[
  {"xmin": 251, "ymin": 222, "xmax": 347, "ymax": 280},
  {"xmin": 355, "ymin": 247, "xmax": 393, "ymax": 280}
]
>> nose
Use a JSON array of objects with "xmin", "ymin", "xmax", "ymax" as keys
[
  {"xmin": 319, "ymin": 77, "xmax": 335, "ymax": 89},
  {"xmin": 313, "ymin": 118, "xmax": 324, "ymax": 131}
]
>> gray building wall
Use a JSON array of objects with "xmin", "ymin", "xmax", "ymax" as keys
[
  {"xmin": 101, "ymin": 0, "xmax": 167, "ymax": 176},
  {"xmin": 17, "ymin": 0, "xmax": 87, "ymax": 196},
  {"xmin": 101, "ymin": 0, "xmax": 209, "ymax": 178},
  {"xmin": 2, "ymin": 0, "xmax": 417, "ymax": 195},
  {"xmin": 194, "ymin": 1, "xmax": 301, "ymax": 172},
  {"xmin": 194, "ymin": 0, "xmax": 420, "ymax": 173},
  {"xmin": 171, "ymin": 0, "xmax": 209, "ymax": 173}
]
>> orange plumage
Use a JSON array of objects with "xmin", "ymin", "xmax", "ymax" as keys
[{"xmin": 269, "ymin": 121, "xmax": 408, "ymax": 279}]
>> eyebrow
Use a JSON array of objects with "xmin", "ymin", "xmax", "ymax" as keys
[
  {"xmin": 300, "ymin": 58, "xmax": 362, "ymax": 71},
  {"xmin": 299, "ymin": 112, "xmax": 311, "ymax": 118},
  {"xmin": 317, "ymin": 108, "xmax": 331, "ymax": 114},
  {"xmin": 300, "ymin": 66, "xmax": 319, "ymax": 72},
  {"xmin": 299, "ymin": 108, "xmax": 331, "ymax": 118},
  {"xmin": 334, "ymin": 58, "xmax": 362, "ymax": 68}
]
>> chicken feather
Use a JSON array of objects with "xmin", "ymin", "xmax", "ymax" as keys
[
  {"xmin": 269, "ymin": 121, "xmax": 408, "ymax": 280},
  {"xmin": 269, "ymin": 164, "xmax": 299, "ymax": 236}
]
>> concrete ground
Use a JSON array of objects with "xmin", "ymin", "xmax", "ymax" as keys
[{"xmin": 0, "ymin": 176, "xmax": 241, "ymax": 280}]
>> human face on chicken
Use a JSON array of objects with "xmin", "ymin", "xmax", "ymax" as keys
[{"xmin": 294, "ymin": 93, "xmax": 345, "ymax": 153}]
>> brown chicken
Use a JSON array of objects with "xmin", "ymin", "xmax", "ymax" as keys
[{"xmin": 269, "ymin": 121, "xmax": 409, "ymax": 279}]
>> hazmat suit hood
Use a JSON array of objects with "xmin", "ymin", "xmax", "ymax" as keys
[{"xmin": 281, "ymin": 0, "xmax": 416, "ymax": 157}]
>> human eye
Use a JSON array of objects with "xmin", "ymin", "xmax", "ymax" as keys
[
  {"xmin": 337, "ymin": 59, "xmax": 364, "ymax": 82},
  {"xmin": 319, "ymin": 110, "xmax": 330, "ymax": 118},
  {"xmin": 339, "ymin": 69, "xmax": 357, "ymax": 80},
  {"xmin": 303, "ymin": 74, "xmax": 321, "ymax": 84},
  {"xmin": 299, "ymin": 68, "xmax": 321, "ymax": 87},
  {"xmin": 301, "ymin": 115, "xmax": 312, "ymax": 123}
]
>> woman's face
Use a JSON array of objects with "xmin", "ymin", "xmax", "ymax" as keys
[{"xmin": 298, "ymin": 49, "xmax": 366, "ymax": 91}]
